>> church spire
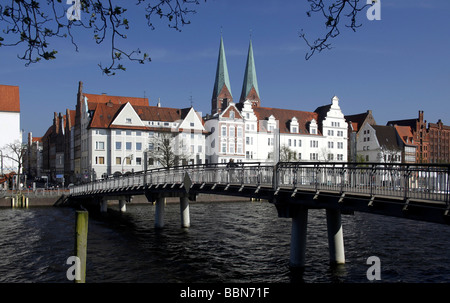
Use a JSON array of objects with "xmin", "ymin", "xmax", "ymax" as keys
[
  {"xmin": 240, "ymin": 39, "xmax": 260, "ymax": 107},
  {"xmin": 211, "ymin": 36, "xmax": 233, "ymax": 115}
]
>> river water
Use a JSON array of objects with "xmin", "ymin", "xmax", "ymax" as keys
[{"xmin": 1, "ymin": 201, "xmax": 450, "ymax": 283}]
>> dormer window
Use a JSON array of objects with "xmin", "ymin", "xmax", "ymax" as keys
[
  {"xmin": 309, "ymin": 119, "xmax": 318, "ymax": 135},
  {"xmin": 290, "ymin": 117, "xmax": 299, "ymax": 133}
]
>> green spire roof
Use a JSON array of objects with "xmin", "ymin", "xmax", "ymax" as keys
[
  {"xmin": 212, "ymin": 36, "xmax": 232, "ymax": 99},
  {"xmin": 240, "ymin": 39, "xmax": 259, "ymax": 102}
]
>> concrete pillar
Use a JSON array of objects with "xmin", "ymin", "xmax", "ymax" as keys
[
  {"xmin": 155, "ymin": 197, "xmax": 165, "ymax": 228},
  {"xmin": 326, "ymin": 209, "xmax": 345, "ymax": 265},
  {"xmin": 100, "ymin": 199, "xmax": 108, "ymax": 213},
  {"xmin": 180, "ymin": 196, "xmax": 190, "ymax": 228},
  {"xmin": 290, "ymin": 208, "xmax": 308, "ymax": 269},
  {"xmin": 119, "ymin": 199, "xmax": 126, "ymax": 212}
]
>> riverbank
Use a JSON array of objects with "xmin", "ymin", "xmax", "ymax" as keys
[{"xmin": 0, "ymin": 193, "xmax": 263, "ymax": 208}]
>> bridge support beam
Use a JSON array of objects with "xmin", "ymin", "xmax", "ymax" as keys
[
  {"xmin": 119, "ymin": 199, "xmax": 126, "ymax": 213},
  {"xmin": 155, "ymin": 197, "xmax": 165, "ymax": 229},
  {"xmin": 326, "ymin": 209, "xmax": 345, "ymax": 265},
  {"xmin": 290, "ymin": 207, "xmax": 308, "ymax": 269},
  {"xmin": 180, "ymin": 196, "xmax": 190, "ymax": 228}
]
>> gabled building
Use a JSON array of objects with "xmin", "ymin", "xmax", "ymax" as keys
[
  {"xmin": 387, "ymin": 111, "xmax": 450, "ymax": 163},
  {"xmin": 75, "ymin": 85, "xmax": 207, "ymax": 181},
  {"xmin": 205, "ymin": 37, "xmax": 348, "ymax": 164},
  {"xmin": 345, "ymin": 110, "xmax": 377, "ymax": 162},
  {"xmin": 357, "ymin": 124, "xmax": 402, "ymax": 163}
]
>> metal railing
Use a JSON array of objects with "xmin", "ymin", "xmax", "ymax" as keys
[
  {"xmin": 276, "ymin": 162, "xmax": 450, "ymax": 204},
  {"xmin": 69, "ymin": 162, "xmax": 450, "ymax": 205}
]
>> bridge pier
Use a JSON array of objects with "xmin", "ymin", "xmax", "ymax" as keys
[
  {"xmin": 119, "ymin": 199, "xmax": 126, "ymax": 213},
  {"xmin": 180, "ymin": 196, "xmax": 190, "ymax": 228},
  {"xmin": 326, "ymin": 209, "xmax": 345, "ymax": 265},
  {"xmin": 100, "ymin": 199, "xmax": 108, "ymax": 213},
  {"xmin": 155, "ymin": 197, "xmax": 165, "ymax": 228},
  {"xmin": 290, "ymin": 207, "xmax": 308, "ymax": 269}
]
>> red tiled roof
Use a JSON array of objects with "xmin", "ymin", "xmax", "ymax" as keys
[
  {"xmin": 252, "ymin": 107, "xmax": 319, "ymax": 134},
  {"xmin": 87, "ymin": 101, "xmax": 198, "ymax": 131},
  {"xmin": 84, "ymin": 93, "xmax": 149, "ymax": 107},
  {"xmin": 394, "ymin": 125, "xmax": 417, "ymax": 146},
  {"xmin": 0, "ymin": 85, "xmax": 20, "ymax": 112}
]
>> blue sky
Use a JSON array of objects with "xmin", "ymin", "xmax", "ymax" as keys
[{"xmin": 1, "ymin": 0, "xmax": 449, "ymax": 137}]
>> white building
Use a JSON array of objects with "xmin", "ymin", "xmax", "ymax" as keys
[
  {"xmin": 205, "ymin": 37, "xmax": 348, "ymax": 164},
  {"xmin": 357, "ymin": 124, "xmax": 402, "ymax": 163},
  {"xmin": 0, "ymin": 84, "xmax": 22, "ymax": 174},
  {"xmin": 77, "ymin": 93, "xmax": 206, "ymax": 180}
]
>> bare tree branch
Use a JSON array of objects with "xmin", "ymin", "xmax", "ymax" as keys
[
  {"xmin": 300, "ymin": 0, "xmax": 370, "ymax": 60},
  {"xmin": 0, "ymin": 0, "xmax": 205, "ymax": 75}
]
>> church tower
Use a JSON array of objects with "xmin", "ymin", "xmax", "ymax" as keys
[
  {"xmin": 239, "ymin": 39, "xmax": 260, "ymax": 107},
  {"xmin": 211, "ymin": 36, "xmax": 233, "ymax": 115}
]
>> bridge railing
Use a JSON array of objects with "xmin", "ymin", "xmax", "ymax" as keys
[
  {"xmin": 69, "ymin": 162, "xmax": 450, "ymax": 205},
  {"xmin": 69, "ymin": 162, "xmax": 275, "ymax": 195},
  {"xmin": 276, "ymin": 162, "xmax": 450, "ymax": 204}
]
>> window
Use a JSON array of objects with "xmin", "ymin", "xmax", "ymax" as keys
[
  {"xmin": 292, "ymin": 127, "xmax": 297, "ymax": 133},
  {"xmin": 198, "ymin": 145, "xmax": 202, "ymax": 153},
  {"xmin": 246, "ymin": 137, "xmax": 250, "ymax": 144},
  {"xmin": 230, "ymin": 111, "xmax": 235, "ymax": 119},
  {"xmin": 136, "ymin": 131, "xmax": 141, "ymax": 136},
  {"xmin": 126, "ymin": 142, "xmax": 132, "ymax": 150},
  {"xmin": 115, "ymin": 141, "xmax": 122, "ymax": 150},
  {"xmin": 237, "ymin": 127, "xmax": 243, "ymax": 137},
  {"xmin": 288, "ymin": 139, "xmax": 292, "ymax": 146},
  {"xmin": 148, "ymin": 143, "xmax": 154, "ymax": 151},
  {"xmin": 148, "ymin": 158, "xmax": 154, "ymax": 166},
  {"xmin": 221, "ymin": 142, "xmax": 227, "ymax": 153},
  {"xmin": 148, "ymin": 132, "xmax": 154, "ymax": 137},
  {"xmin": 337, "ymin": 142, "xmax": 344, "ymax": 149},
  {"xmin": 229, "ymin": 126, "xmax": 235, "ymax": 137},
  {"xmin": 328, "ymin": 130, "xmax": 334, "ymax": 136},
  {"xmin": 116, "ymin": 130, "xmax": 122, "ymax": 135},
  {"xmin": 126, "ymin": 118, "xmax": 132, "ymax": 124},
  {"xmin": 337, "ymin": 154, "xmax": 344, "ymax": 161},
  {"xmin": 311, "ymin": 128, "xmax": 317, "ymax": 134},
  {"xmin": 126, "ymin": 157, "xmax": 132, "ymax": 165},
  {"xmin": 96, "ymin": 141, "xmax": 105, "ymax": 150},
  {"xmin": 96, "ymin": 156, "xmax": 105, "ymax": 164},
  {"xmin": 222, "ymin": 126, "xmax": 227, "ymax": 136},
  {"xmin": 136, "ymin": 157, "xmax": 142, "ymax": 165},
  {"xmin": 328, "ymin": 153, "xmax": 334, "ymax": 161},
  {"xmin": 136, "ymin": 142, "xmax": 142, "ymax": 151},
  {"xmin": 328, "ymin": 142, "xmax": 334, "ymax": 149},
  {"xmin": 126, "ymin": 130, "xmax": 132, "ymax": 136},
  {"xmin": 310, "ymin": 153, "xmax": 318, "ymax": 160},
  {"xmin": 310, "ymin": 140, "xmax": 318, "ymax": 148},
  {"xmin": 229, "ymin": 143, "xmax": 235, "ymax": 154},
  {"xmin": 116, "ymin": 157, "xmax": 121, "ymax": 165},
  {"xmin": 237, "ymin": 143, "xmax": 243, "ymax": 154},
  {"xmin": 298, "ymin": 153, "xmax": 302, "ymax": 160},
  {"xmin": 190, "ymin": 122, "xmax": 195, "ymax": 127}
]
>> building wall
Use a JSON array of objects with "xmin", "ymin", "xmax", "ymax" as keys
[{"xmin": 0, "ymin": 111, "xmax": 21, "ymax": 173}]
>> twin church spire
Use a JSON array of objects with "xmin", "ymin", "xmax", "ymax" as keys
[{"xmin": 211, "ymin": 36, "xmax": 260, "ymax": 115}]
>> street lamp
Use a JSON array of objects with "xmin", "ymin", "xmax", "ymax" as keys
[{"xmin": 121, "ymin": 154, "xmax": 134, "ymax": 174}]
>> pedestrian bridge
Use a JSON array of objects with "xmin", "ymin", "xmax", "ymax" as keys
[{"xmin": 68, "ymin": 162, "xmax": 450, "ymax": 268}]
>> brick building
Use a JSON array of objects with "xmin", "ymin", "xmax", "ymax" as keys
[{"xmin": 387, "ymin": 111, "xmax": 450, "ymax": 164}]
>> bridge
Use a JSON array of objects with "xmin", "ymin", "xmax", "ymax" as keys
[{"xmin": 68, "ymin": 161, "xmax": 450, "ymax": 269}]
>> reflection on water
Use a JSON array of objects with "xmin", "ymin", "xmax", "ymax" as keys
[{"xmin": 0, "ymin": 201, "xmax": 450, "ymax": 282}]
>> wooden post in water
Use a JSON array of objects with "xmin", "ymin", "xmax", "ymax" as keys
[{"xmin": 75, "ymin": 211, "xmax": 88, "ymax": 283}]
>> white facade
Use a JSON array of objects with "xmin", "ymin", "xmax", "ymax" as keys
[
  {"xmin": 205, "ymin": 96, "xmax": 348, "ymax": 164},
  {"xmin": 0, "ymin": 111, "xmax": 22, "ymax": 173},
  {"xmin": 80, "ymin": 99, "xmax": 206, "ymax": 180},
  {"xmin": 357, "ymin": 124, "xmax": 401, "ymax": 163}
]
